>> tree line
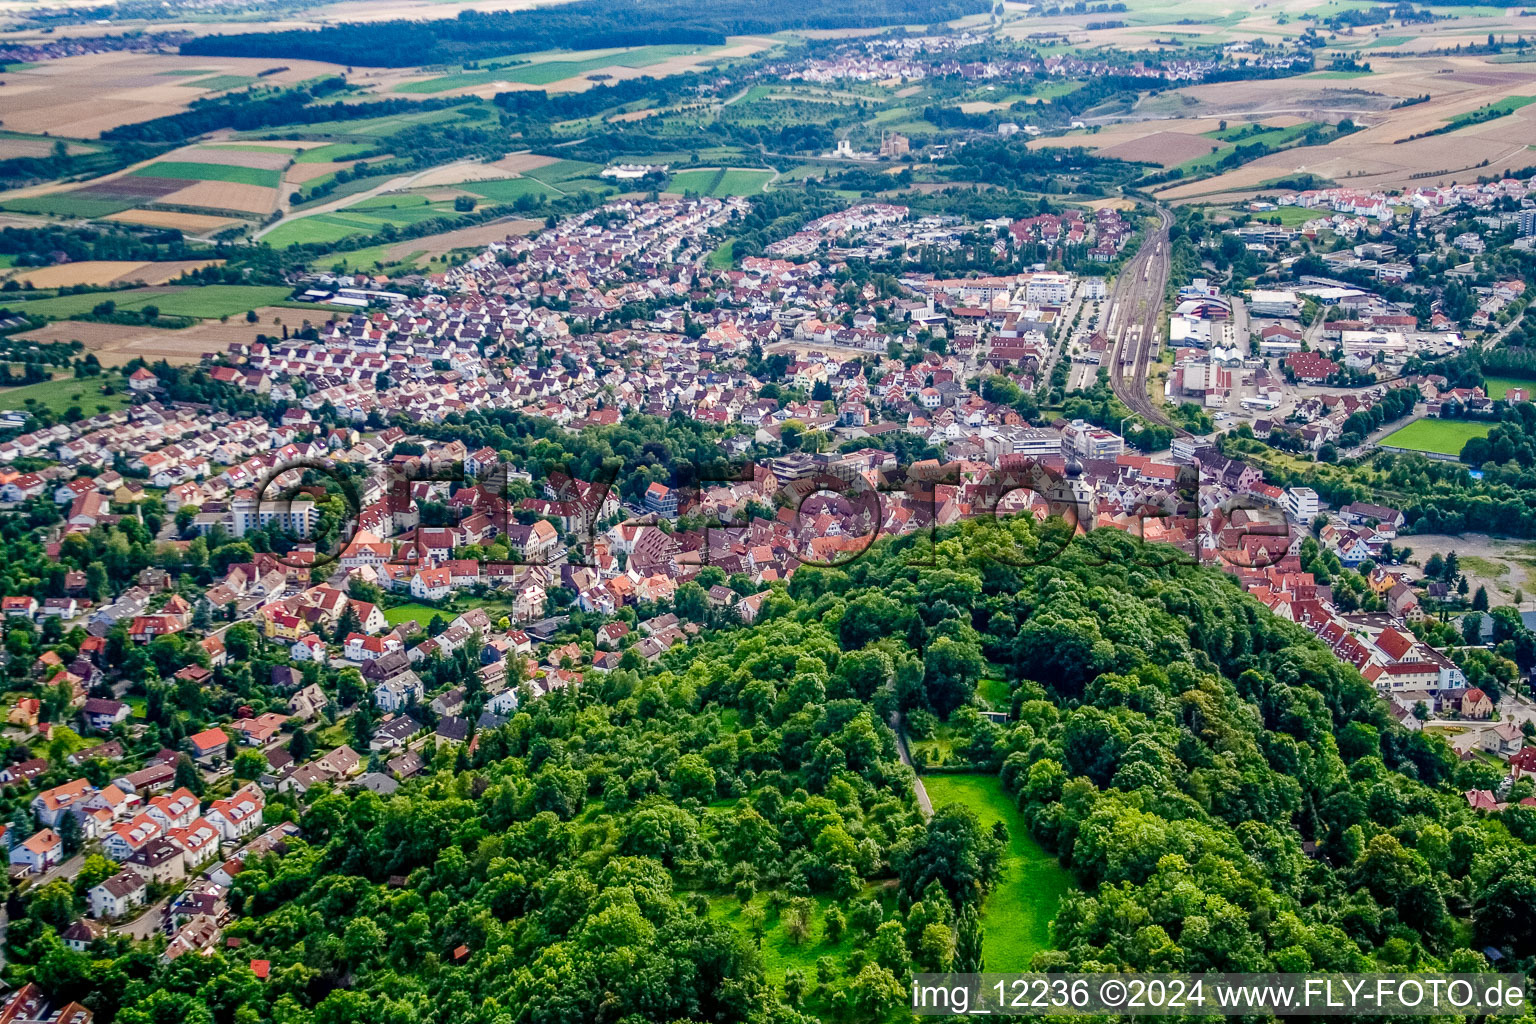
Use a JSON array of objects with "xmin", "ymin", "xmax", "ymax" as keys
[{"xmin": 180, "ymin": 0, "xmax": 992, "ymax": 68}]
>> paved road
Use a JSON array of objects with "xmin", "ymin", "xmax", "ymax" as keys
[
  {"xmin": 888, "ymin": 712, "xmax": 932, "ymax": 818},
  {"xmin": 118, "ymin": 893, "xmax": 173, "ymax": 941},
  {"xmin": 31, "ymin": 851, "xmax": 84, "ymax": 889},
  {"xmin": 1039, "ymin": 281, "xmax": 1089, "ymax": 388},
  {"xmin": 1499, "ymin": 693, "xmax": 1536, "ymax": 731}
]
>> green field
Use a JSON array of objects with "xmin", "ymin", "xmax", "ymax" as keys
[
  {"xmin": 976, "ymin": 675, "xmax": 1011, "ymax": 710},
  {"xmin": 4, "ymin": 285, "xmax": 291, "ymax": 321},
  {"xmin": 261, "ymin": 216, "xmax": 390, "ymax": 248},
  {"xmin": 128, "ymin": 285, "xmax": 293, "ymax": 319},
  {"xmin": 290, "ymin": 173, "xmax": 399, "ymax": 211},
  {"xmin": 245, "ymin": 106, "xmax": 469, "ymax": 141},
  {"xmin": 302, "ymin": 242, "xmax": 426, "ymax": 273},
  {"xmin": 381, "ymin": 602, "xmax": 446, "ymax": 628},
  {"xmin": 1446, "ymin": 95, "xmax": 1536, "ymax": 130},
  {"xmin": 1304, "ymin": 70, "xmax": 1374, "ymax": 79},
  {"xmin": 398, "ymin": 44, "xmax": 716, "ymax": 93},
  {"xmin": 1027, "ymin": 80, "xmax": 1084, "ymax": 100},
  {"xmin": 462, "ymin": 177, "xmax": 563, "ymax": 203},
  {"xmin": 394, "ymin": 69, "xmax": 509, "ymax": 94},
  {"xmin": 263, "ymin": 195, "xmax": 461, "ymax": 248},
  {"xmin": 667, "ymin": 167, "xmax": 772, "ymax": 197},
  {"xmin": 708, "ymin": 890, "xmax": 876, "ymax": 990},
  {"xmin": 1177, "ymin": 122, "xmax": 1317, "ymax": 176},
  {"xmin": 0, "ymin": 374, "xmax": 132, "ymax": 417},
  {"xmin": 203, "ymin": 143, "xmax": 301, "ymax": 155},
  {"xmin": 1220, "ymin": 203, "xmax": 1324, "ymax": 227},
  {"xmin": 920, "ymin": 773, "xmax": 1072, "ymax": 970},
  {"xmin": 1380, "ymin": 418, "xmax": 1493, "ymax": 456},
  {"xmin": 132, "ymin": 161, "xmax": 281, "ymax": 188},
  {"xmin": 1482, "ymin": 376, "xmax": 1536, "ymax": 401},
  {"xmin": 522, "ymin": 159, "xmax": 606, "ymax": 185},
  {"xmin": 0, "ymin": 193, "xmax": 137, "ymax": 218},
  {"xmin": 706, "ymin": 239, "xmax": 736, "ymax": 270},
  {"xmin": 296, "ymin": 142, "xmax": 376, "ymax": 163},
  {"xmin": 183, "ymin": 74, "xmax": 257, "ymax": 91}
]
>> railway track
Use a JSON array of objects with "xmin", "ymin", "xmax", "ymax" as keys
[{"xmin": 1105, "ymin": 203, "xmax": 1188, "ymax": 439}]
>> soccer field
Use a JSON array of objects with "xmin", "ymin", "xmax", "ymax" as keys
[{"xmin": 1380, "ymin": 418, "xmax": 1492, "ymax": 456}]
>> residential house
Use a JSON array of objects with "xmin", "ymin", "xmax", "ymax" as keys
[
  {"xmin": 11, "ymin": 828, "xmax": 62, "ymax": 874},
  {"xmin": 205, "ymin": 787, "xmax": 264, "ymax": 842},
  {"xmin": 88, "ymin": 870, "xmax": 147, "ymax": 919},
  {"xmin": 186, "ymin": 728, "xmax": 229, "ymax": 763}
]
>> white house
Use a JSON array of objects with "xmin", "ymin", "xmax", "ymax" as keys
[
  {"xmin": 410, "ymin": 567, "xmax": 453, "ymax": 602},
  {"xmin": 145, "ymin": 787, "xmax": 199, "ymax": 831},
  {"xmin": 373, "ymin": 673, "xmax": 423, "ymax": 712},
  {"xmin": 10, "ymin": 828, "xmax": 62, "ymax": 874},
  {"xmin": 103, "ymin": 814, "xmax": 165, "ymax": 862},
  {"xmin": 290, "ymin": 634, "xmax": 329, "ymax": 664},
  {"xmin": 205, "ymin": 786, "xmax": 264, "ymax": 842},
  {"xmin": 89, "ymin": 870, "xmax": 148, "ymax": 919}
]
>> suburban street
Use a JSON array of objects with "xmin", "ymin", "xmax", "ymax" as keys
[{"xmin": 119, "ymin": 895, "xmax": 173, "ymax": 941}]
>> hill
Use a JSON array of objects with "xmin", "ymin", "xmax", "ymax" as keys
[{"xmin": 23, "ymin": 517, "xmax": 1535, "ymax": 1023}]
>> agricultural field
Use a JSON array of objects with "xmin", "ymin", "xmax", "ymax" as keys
[
  {"xmin": 180, "ymin": 75, "xmax": 260, "ymax": 92},
  {"xmin": 520, "ymin": 159, "xmax": 607, "ymax": 187},
  {"xmin": 11, "ymin": 304, "xmax": 312, "ymax": 366},
  {"xmin": 240, "ymin": 105, "xmax": 475, "ymax": 143},
  {"xmin": 312, "ymin": 216, "xmax": 545, "ymax": 269},
  {"xmin": 389, "ymin": 41, "xmax": 766, "ymax": 96},
  {"xmin": 262, "ymin": 193, "xmax": 464, "ymax": 248},
  {"xmin": 1094, "ymin": 131, "xmax": 1223, "ymax": 167},
  {"xmin": 130, "ymin": 161, "xmax": 283, "ymax": 189},
  {"xmin": 2, "ymin": 285, "xmax": 292, "ymax": 322},
  {"xmin": 104, "ymin": 209, "xmax": 246, "ymax": 234},
  {"xmin": 1, "ymin": 259, "xmax": 222, "ymax": 289},
  {"xmin": 1380, "ymin": 418, "xmax": 1494, "ymax": 456},
  {"xmin": 1150, "ymin": 55, "xmax": 1536, "ymax": 199},
  {"xmin": 665, "ymin": 167, "xmax": 774, "ymax": 197},
  {"xmin": 1171, "ymin": 121, "xmax": 1321, "ymax": 176},
  {"xmin": 458, "ymin": 178, "xmax": 563, "ymax": 204},
  {"xmin": 295, "ymin": 143, "xmax": 377, "ymax": 164},
  {"xmin": 0, "ymin": 132, "xmax": 98, "ymax": 161},
  {"xmin": 920, "ymin": 773, "xmax": 1073, "ymax": 969},
  {"xmin": 0, "ymin": 142, "xmax": 294, "ymax": 221},
  {"xmin": 0, "ymin": 53, "xmax": 344, "ymax": 139},
  {"xmin": 1439, "ymin": 93, "xmax": 1536, "ymax": 132}
]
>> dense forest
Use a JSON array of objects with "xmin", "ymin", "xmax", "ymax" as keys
[
  {"xmin": 19, "ymin": 516, "xmax": 1535, "ymax": 1023},
  {"xmin": 180, "ymin": 0, "xmax": 993, "ymax": 68}
]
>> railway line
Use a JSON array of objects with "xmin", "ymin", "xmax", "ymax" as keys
[{"xmin": 1105, "ymin": 203, "xmax": 1188, "ymax": 439}]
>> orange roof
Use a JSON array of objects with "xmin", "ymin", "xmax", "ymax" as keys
[{"xmin": 188, "ymin": 727, "xmax": 228, "ymax": 752}]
